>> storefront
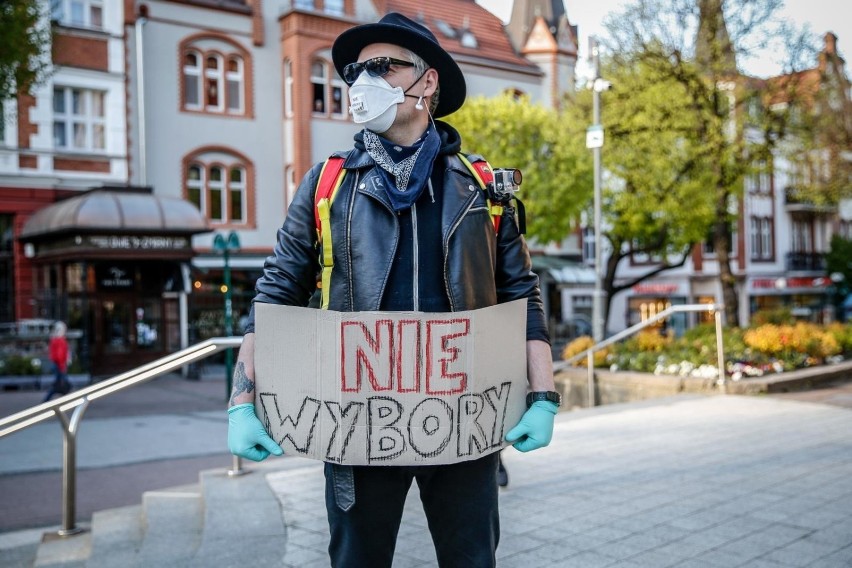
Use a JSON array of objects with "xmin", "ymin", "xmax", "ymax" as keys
[
  {"xmin": 749, "ymin": 276, "xmax": 834, "ymax": 323},
  {"xmin": 18, "ymin": 188, "xmax": 209, "ymax": 376}
]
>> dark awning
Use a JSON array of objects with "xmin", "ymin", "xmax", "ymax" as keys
[
  {"xmin": 20, "ymin": 187, "xmax": 210, "ymax": 241},
  {"xmin": 531, "ymin": 255, "xmax": 596, "ymax": 286}
]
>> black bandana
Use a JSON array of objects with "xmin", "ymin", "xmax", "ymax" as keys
[{"xmin": 363, "ymin": 125, "xmax": 440, "ymax": 211}]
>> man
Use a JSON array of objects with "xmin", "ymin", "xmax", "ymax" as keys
[{"xmin": 227, "ymin": 13, "xmax": 560, "ymax": 567}]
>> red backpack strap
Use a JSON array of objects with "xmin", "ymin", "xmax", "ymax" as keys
[{"xmin": 314, "ymin": 156, "xmax": 347, "ymax": 233}]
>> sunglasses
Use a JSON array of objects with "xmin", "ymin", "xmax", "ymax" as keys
[{"xmin": 343, "ymin": 57, "xmax": 415, "ymax": 85}]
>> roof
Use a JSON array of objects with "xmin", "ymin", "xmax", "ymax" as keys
[
  {"xmin": 384, "ymin": 0, "xmax": 537, "ymax": 70},
  {"xmin": 20, "ymin": 188, "xmax": 210, "ymax": 240}
]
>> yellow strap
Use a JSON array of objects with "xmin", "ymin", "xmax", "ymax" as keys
[
  {"xmin": 457, "ymin": 154, "xmax": 502, "ymax": 233},
  {"xmin": 317, "ymin": 169, "xmax": 347, "ymax": 310}
]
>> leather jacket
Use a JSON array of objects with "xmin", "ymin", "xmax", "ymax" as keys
[{"xmin": 250, "ymin": 126, "xmax": 546, "ymax": 337}]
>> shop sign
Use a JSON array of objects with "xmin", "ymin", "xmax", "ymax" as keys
[
  {"xmin": 97, "ymin": 265, "xmax": 133, "ymax": 289},
  {"xmin": 751, "ymin": 277, "xmax": 826, "ymax": 290},
  {"xmin": 632, "ymin": 283, "xmax": 679, "ymax": 295},
  {"xmin": 85, "ymin": 235, "xmax": 189, "ymax": 251}
]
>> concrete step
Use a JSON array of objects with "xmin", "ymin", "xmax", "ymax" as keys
[
  {"xmin": 33, "ymin": 528, "xmax": 91, "ymax": 568},
  {"xmin": 85, "ymin": 504, "xmax": 143, "ymax": 568},
  {"xmin": 137, "ymin": 485, "xmax": 202, "ymax": 565},
  {"xmin": 16, "ymin": 462, "xmax": 296, "ymax": 568},
  {"xmin": 190, "ymin": 468, "xmax": 287, "ymax": 567}
]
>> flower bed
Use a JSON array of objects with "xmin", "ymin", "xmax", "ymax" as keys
[{"xmin": 562, "ymin": 319, "xmax": 852, "ymax": 381}]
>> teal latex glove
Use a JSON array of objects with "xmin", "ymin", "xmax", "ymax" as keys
[
  {"xmin": 505, "ymin": 401, "xmax": 558, "ymax": 452},
  {"xmin": 228, "ymin": 403, "xmax": 283, "ymax": 462}
]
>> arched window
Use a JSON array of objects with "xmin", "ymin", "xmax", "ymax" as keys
[
  {"xmin": 179, "ymin": 34, "xmax": 252, "ymax": 117},
  {"xmin": 184, "ymin": 148, "xmax": 255, "ymax": 227},
  {"xmin": 310, "ymin": 58, "xmax": 347, "ymax": 119},
  {"xmin": 311, "ymin": 61, "xmax": 327, "ymax": 115}
]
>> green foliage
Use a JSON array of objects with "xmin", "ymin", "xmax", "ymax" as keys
[
  {"xmin": 596, "ymin": 57, "xmax": 717, "ymax": 252},
  {"xmin": 444, "ymin": 93, "xmax": 592, "ymax": 243},
  {"xmin": 0, "ymin": 0, "xmax": 52, "ymax": 100},
  {"xmin": 750, "ymin": 307, "xmax": 795, "ymax": 325},
  {"xmin": 826, "ymin": 236, "xmax": 852, "ymax": 290},
  {"xmin": 0, "ymin": 355, "xmax": 43, "ymax": 375}
]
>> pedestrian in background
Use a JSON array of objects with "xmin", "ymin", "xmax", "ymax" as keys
[{"xmin": 43, "ymin": 321, "xmax": 71, "ymax": 402}]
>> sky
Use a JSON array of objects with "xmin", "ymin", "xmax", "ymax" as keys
[{"xmin": 475, "ymin": 0, "xmax": 852, "ymax": 78}]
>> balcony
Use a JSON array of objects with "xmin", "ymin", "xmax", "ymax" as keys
[
  {"xmin": 785, "ymin": 252, "xmax": 826, "ymax": 272},
  {"xmin": 784, "ymin": 186, "xmax": 836, "ymax": 213}
]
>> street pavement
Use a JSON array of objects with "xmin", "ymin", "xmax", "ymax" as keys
[{"xmin": 1, "ymin": 372, "xmax": 851, "ymax": 566}]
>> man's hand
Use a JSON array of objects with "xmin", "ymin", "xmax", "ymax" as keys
[
  {"xmin": 505, "ymin": 401, "xmax": 558, "ymax": 452},
  {"xmin": 228, "ymin": 403, "xmax": 283, "ymax": 461}
]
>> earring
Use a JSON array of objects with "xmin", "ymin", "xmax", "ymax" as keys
[{"xmin": 415, "ymin": 96, "xmax": 424, "ymax": 110}]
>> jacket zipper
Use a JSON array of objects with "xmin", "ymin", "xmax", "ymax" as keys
[
  {"xmin": 443, "ymin": 189, "xmax": 480, "ymax": 312},
  {"xmin": 412, "ymin": 203, "xmax": 419, "ymax": 310}
]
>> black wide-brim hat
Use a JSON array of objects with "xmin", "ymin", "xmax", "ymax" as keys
[{"xmin": 332, "ymin": 12, "xmax": 466, "ymax": 118}]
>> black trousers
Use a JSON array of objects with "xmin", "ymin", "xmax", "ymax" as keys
[{"xmin": 324, "ymin": 452, "xmax": 500, "ymax": 568}]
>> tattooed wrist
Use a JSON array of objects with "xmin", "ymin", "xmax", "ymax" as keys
[{"xmin": 229, "ymin": 361, "xmax": 255, "ymax": 406}]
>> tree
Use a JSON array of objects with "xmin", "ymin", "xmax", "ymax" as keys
[
  {"xmin": 600, "ymin": 0, "xmax": 814, "ymax": 327},
  {"xmin": 445, "ymin": 93, "xmax": 592, "ymax": 244},
  {"xmin": 781, "ymin": 34, "xmax": 852, "ymax": 208},
  {"xmin": 0, "ymin": 0, "xmax": 52, "ymax": 102},
  {"xmin": 564, "ymin": 58, "xmax": 718, "ymax": 329}
]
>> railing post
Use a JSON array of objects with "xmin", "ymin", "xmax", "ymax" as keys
[
  {"xmin": 228, "ymin": 454, "xmax": 248, "ymax": 477},
  {"xmin": 715, "ymin": 309, "xmax": 727, "ymax": 393},
  {"xmin": 55, "ymin": 400, "xmax": 89, "ymax": 536},
  {"xmin": 587, "ymin": 351, "xmax": 595, "ymax": 408}
]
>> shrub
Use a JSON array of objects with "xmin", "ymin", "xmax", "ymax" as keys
[
  {"xmin": 562, "ymin": 336, "xmax": 609, "ymax": 366},
  {"xmin": 0, "ymin": 355, "xmax": 43, "ymax": 375}
]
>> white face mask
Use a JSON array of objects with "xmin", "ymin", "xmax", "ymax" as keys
[{"xmin": 348, "ymin": 72, "xmax": 406, "ymax": 133}]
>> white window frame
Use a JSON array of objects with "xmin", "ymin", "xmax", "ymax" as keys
[
  {"xmin": 324, "ymin": 0, "xmax": 344, "ymax": 16},
  {"xmin": 225, "ymin": 56, "xmax": 244, "ymax": 114},
  {"xmin": 53, "ymin": 0, "xmax": 104, "ymax": 29},
  {"xmin": 284, "ymin": 60, "xmax": 294, "ymax": 117},
  {"xmin": 209, "ymin": 166, "xmax": 225, "ymax": 222},
  {"xmin": 204, "ymin": 54, "xmax": 224, "ymax": 113},
  {"xmin": 330, "ymin": 74, "xmax": 346, "ymax": 118},
  {"xmin": 183, "ymin": 51, "xmax": 202, "ymax": 110},
  {"xmin": 187, "ymin": 163, "xmax": 206, "ymax": 213},
  {"xmin": 53, "ymin": 86, "xmax": 106, "ymax": 153},
  {"xmin": 311, "ymin": 60, "xmax": 328, "ymax": 115},
  {"xmin": 229, "ymin": 167, "xmax": 247, "ymax": 223}
]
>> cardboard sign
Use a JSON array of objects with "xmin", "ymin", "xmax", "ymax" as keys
[{"xmin": 254, "ymin": 300, "xmax": 528, "ymax": 466}]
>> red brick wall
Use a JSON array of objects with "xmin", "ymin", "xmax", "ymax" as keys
[
  {"xmin": 53, "ymin": 157, "xmax": 111, "ymax": 173},
  {"xmin": 0, "ymin": 188, "xmax": 70, "ymax": 321},
  {"xmin": 52, "ymin": 32, "xmax": 109, "ymax": 71}
]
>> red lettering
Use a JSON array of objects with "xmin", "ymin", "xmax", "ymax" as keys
[
  {"xmin": 425, "ymin": 319, "xmax": 470, "ymax": 395},
  {"xmin": 341, "ymin": 320, "xmax": 394, "ymax": 392},
  {"xmin": 396, "ymin": 320, "xmax": 421, "ymax": 393},
  {"xmin": 340, "ymin": 317, "xmax": 471, "ymax": 395}
]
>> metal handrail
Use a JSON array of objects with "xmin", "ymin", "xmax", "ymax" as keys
[
  {"xmin": 556, "ymin": 304, "xmax": 726, "ymax": 408},
  {"xmin": 0, "ymin": 336, "xmax": 243, "ymax": 536}
]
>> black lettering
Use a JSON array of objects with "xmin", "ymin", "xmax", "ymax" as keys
[
  {"xmin": 408, "ymin": 398, "xmax": 453, "ymax": 458},
  {"xmin": 258, "ymin": 393, "xmax": 321, "ymax": 453},
  {"xmin": 367, "ymin": 397, "xmax": 405, "ymax": 462},
  {"xmin": 324, "ymin": 401, "xmax": 364, "ymax": 463}
]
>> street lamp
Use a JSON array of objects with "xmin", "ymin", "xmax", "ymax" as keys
[
  {"xmin": 587, "ymin": 37, "xmax": 611, "ymax": 343},
  {"xmin": 213, "ymin": 230, "xmax": 241, "ymax": 398}
]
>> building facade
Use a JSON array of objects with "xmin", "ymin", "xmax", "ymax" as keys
[{"xmin": 2, "ymin": 0, "xmax": 579, "ymax": 374}]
